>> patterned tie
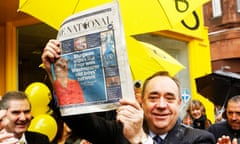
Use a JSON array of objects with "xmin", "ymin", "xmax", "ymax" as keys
[{"xmin": 153, "ymin": 135, "xmax": 163, "ymax": 144}]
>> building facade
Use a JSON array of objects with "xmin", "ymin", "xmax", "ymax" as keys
[{"xmin": 204, "ymin": 0, "xmax": 240, "ymax": 72}]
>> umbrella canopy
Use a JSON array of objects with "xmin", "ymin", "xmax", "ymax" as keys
[
  {"xmin": 18, "ymin": 0, "xmax": 209, "ymax": 35},
  {"xmin": 195, "ymin": 70, "xmax": 240, "ymax": 106},
  {"xmin": 126, "ymin": 36, "xmax": 185, "ymax": 81}
]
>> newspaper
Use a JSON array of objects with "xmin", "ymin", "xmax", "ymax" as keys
[{"xmin": 51, "ymin": 1, "xmax": 135, "ymax": 116}]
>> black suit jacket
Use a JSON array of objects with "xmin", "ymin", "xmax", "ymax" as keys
[
  {"xmin": 63, "ymin": 114, "xmax": 216, "ymax": 144},
  {"xmin": 162, "ymin": 123, "xmax": 216, "ymax": 144},
  {"xmin": 63, "ymin": 114, "xmax": 128, "ymax": 144},
  {"xmin": 208, "ymin": 121, "xmax": 240, "ymax": 141},
  {"xmin": 25, "ymin": 131, "xmax": 50, "ymax": 144}
]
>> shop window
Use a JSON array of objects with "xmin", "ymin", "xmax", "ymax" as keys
[
  {"xmin": 212, "ymin": 0, "xmax": 222, "ymax": 17},
  {"xmin": 18, "ymin": 23, "xmax": 57, "ymax": 91}
]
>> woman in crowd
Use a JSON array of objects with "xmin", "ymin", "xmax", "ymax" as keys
[{"xmin": 183, "ymin": 99, "xmax": 212, "ymax": 129}]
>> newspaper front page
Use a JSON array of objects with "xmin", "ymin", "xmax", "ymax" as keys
[{"xmin": 51, "ymin": 2, "xmax": 134, "ymax": 116}]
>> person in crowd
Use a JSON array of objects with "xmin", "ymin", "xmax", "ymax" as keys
[
  {"xmin": 181, "ymin": 113, "xmax": 193, "ymax": 127},
  {"xmin": 214, "ymin": 104, "xmax": 225, "ymax": 123},
  {"xmin": 51, "ymin": 118, "xmax": 72, "ymax": 144},
  {"xmin": 134, "ymin": 80, "xmax": 142, "ymax": 103},
  {"xmin": 216, "ymin": 135, "xmax": 238, "ymax": 144},
  {"xmin": 184, "ymin": 99, "xmax": 211, "ymax": 129},
  {"xmin": 51, "ymin": 116, "xmax": 91, "ymax": 144},
  {"xmin": 0, "ymin": 91, "xmax": 50, "ymax": 144},
  {"xmin": 42, "ymin": 39, "xmax": 216, "ymax": 144},
  {"xmin": 208, "ymin": 95, "xmax": 240, "ymax": 143}
]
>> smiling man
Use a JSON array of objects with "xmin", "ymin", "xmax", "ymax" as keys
[
  {"xmin": 1, "ymin": 91, "xmax": 50, "ymax": 144},
  {"xmin": 141, "ymin": 72, "xmax": 181, "ymax": 135},
  {"xmin": 208, "ymin": 95, "xmax": 240, "ymax": 143},
  {"xmin": 135, "ymin": 71, "xmax": 216, "ymax": 143}
]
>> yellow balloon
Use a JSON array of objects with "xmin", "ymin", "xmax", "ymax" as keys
[
  {"xmin": 30, "ymin": 106, "xmax": 50, "ymax": 118},
  {"xmin": 28, "ymin": 114, "xmax": 57, "ymax": 142},
  {"xmin": 25, "ymin": 82, "xmax": 52, "ymax": 117}
]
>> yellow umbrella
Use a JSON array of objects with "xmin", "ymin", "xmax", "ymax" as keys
[
  {"xmin": 126, "ymin": 36, "xmax": 185, "ymax": 81},
  {"xmin": 159, "ymin": 0, "xmax": 210, "ymax": 27},
  {"xmin": 18, "ymin": 0, "xmax": 209, "ymax": 35}
]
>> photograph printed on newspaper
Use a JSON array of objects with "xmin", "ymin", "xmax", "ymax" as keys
[{"xmin": 51, "ymin": 1, "xmax": 135, "ymax": 116}]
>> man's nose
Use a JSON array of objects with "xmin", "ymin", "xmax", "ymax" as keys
[
  {"xmin": 19, "ymin": 112, "xmax": 26, "ymax": 120},
  {"xmin": 157, "ymin": 97, "xmax": 167, "ymax": 107}
]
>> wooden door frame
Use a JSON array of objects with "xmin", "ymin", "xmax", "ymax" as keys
[{"xmin": 5, "ymin": 18, "xmax": 40, "ymax": 92}]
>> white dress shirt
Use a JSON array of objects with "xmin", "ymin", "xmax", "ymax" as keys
[
  {"xmin": 143, "ymin": 131, "xmax": 167, "ymax": 144},
  {"xmin": 19, "ymin": 134, "xmax": 27, "ymax": 144}
]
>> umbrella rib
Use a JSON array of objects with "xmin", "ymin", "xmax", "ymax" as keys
[
  {"xmin": 156, "ymin": 0, "xmax": 173, "ymax": 28},
  {"xmin": 18, "ymin": 0, "xmax": 30, "ymax": 11},
  {"xmin": 73, "ymin": 0, "xmax": 81, "ymax": 14},
  {"xmin": 222, "ymin": 86, "xmax": 233, "ymax": 107}
]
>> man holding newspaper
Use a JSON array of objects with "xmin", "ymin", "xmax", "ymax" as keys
[{"xmin": 41, "ymin": 39, "xmax": 216, "ymax": 144}]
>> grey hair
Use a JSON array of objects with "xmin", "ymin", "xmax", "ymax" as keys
[{"xmin": 0, "ymin": 91, "xmax": 31, "ymax": 110}]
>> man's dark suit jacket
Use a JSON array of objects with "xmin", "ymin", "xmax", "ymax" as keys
[
  {"xmin": 25, "ymin": 131, "xmax": 50, "ymax": 144},
  {"xmin": 208, "ymin": 121, "xmax": 240, "ymax": 141},
  {"xmin": 63, "ymin": 114, "xmax": 216, "ymax": 144},
  {"xmin": 162, "ymin": 123, "xmax": 216, "ymax": 144}
]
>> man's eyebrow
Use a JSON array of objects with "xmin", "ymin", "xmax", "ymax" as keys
[
  {"xmin": 10, "ymin": 110, "xmax": 21, "ymax": 112},
  {"xmin": 148, "ymin": 91, "xmax": 175, "ymax": 96},
  {"xmin": 165, "ymin": 92, "xmax": 175, "ymax": 96},
  {"xmin": 10, "ymin": 109, "xmax": 30, "ymax": 112},
  {"xmin": 149, "ymin": 91, "xmax": 158, "ymax": 95}
]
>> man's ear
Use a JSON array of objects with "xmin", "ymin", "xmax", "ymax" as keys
[{"xmin": 178, "ymin": 96, "xmax": 182, "ymax": 105}]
